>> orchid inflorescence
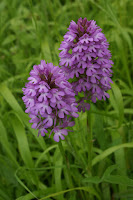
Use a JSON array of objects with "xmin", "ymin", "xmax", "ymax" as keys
[
  {"xmin": 59, "ymin": 18, "xmax": 113, "ymax": 112},
  {"xmin": 22, "ymin": 18, "xmax": 113, "ymax": 142},
  {"xmin": 22, "ymin": 61, "xmax": 78, "ymax": 142}
]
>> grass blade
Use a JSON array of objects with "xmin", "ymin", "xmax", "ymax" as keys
[
  {"xmin": 39, "ymin": 186, "xmax": 101, "ymax": 200},
  {"xmin": 92, "ymin": 142, "xmax": 133, "ymax": 166},
  {"xmin": 0, "ymin": 119, "xmax": 19, "ymax": 167}
]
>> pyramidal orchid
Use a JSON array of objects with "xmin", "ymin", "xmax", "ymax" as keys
[
  {"xmin": 59, "ymin": 18, "xmax": 113, "ymax": 111},
  {"xmin": 22, "ymin": 60, "xmax": 78, "ymax": 142}
]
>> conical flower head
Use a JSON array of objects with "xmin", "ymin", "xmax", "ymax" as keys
[
  {"xmin": 22, "ymin": 60, "xmax": 78, "ymax": 142},
  {"xmin": 59, "ymin": 18, "xmax": 113, "ymax": 111}
]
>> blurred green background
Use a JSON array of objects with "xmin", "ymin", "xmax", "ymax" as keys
[{"xmin": 0, "ymin": 0, "xmax": 133, "ymax": 199}]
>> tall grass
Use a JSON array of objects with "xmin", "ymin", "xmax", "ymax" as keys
[{"xmin": 0, "ymin": 0, "xmax": 133, "ymax": 199}]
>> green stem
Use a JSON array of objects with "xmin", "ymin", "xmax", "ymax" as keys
[
  {"xmin": 58, "ymin": 141, "xmax": 73, "ymax": 188},
  {"xmin": 87, "ymin": 110, "xmax": 93, "ymax": 175}
]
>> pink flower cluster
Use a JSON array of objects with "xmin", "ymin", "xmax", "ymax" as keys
[
  {"xmin": 59, "ymin": 18, "xmax": 113, "ymax": 111},
  {"xmin": 22, "ymin": 61, "xmax": 78, "ymax": 142}
]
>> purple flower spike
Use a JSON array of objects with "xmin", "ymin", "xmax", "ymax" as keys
[
  {"xmin": 22, "ymin": 60, "xmax": 78, "ymax": 142},
  {"xmin": 59, "ymin": 18, "xmax": 113, "ymax": 112}
]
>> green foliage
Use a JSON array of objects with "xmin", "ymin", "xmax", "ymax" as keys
[{"xmin": 0, "ymin": 0, "xmax": 133, "ymax": 199}]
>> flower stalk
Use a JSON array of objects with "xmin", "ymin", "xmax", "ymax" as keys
[
  {"xmin": 87, "ymin": 109, "xmax": 93, "ymax": 175},
  {"xmin": 58, "ymin": 140, "xmax": 73, "ymax": 188}
]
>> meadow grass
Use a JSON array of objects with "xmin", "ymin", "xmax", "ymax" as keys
[{"xmin": 0, "ymin": 0, "xmax": 133, "ymax": 199}]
